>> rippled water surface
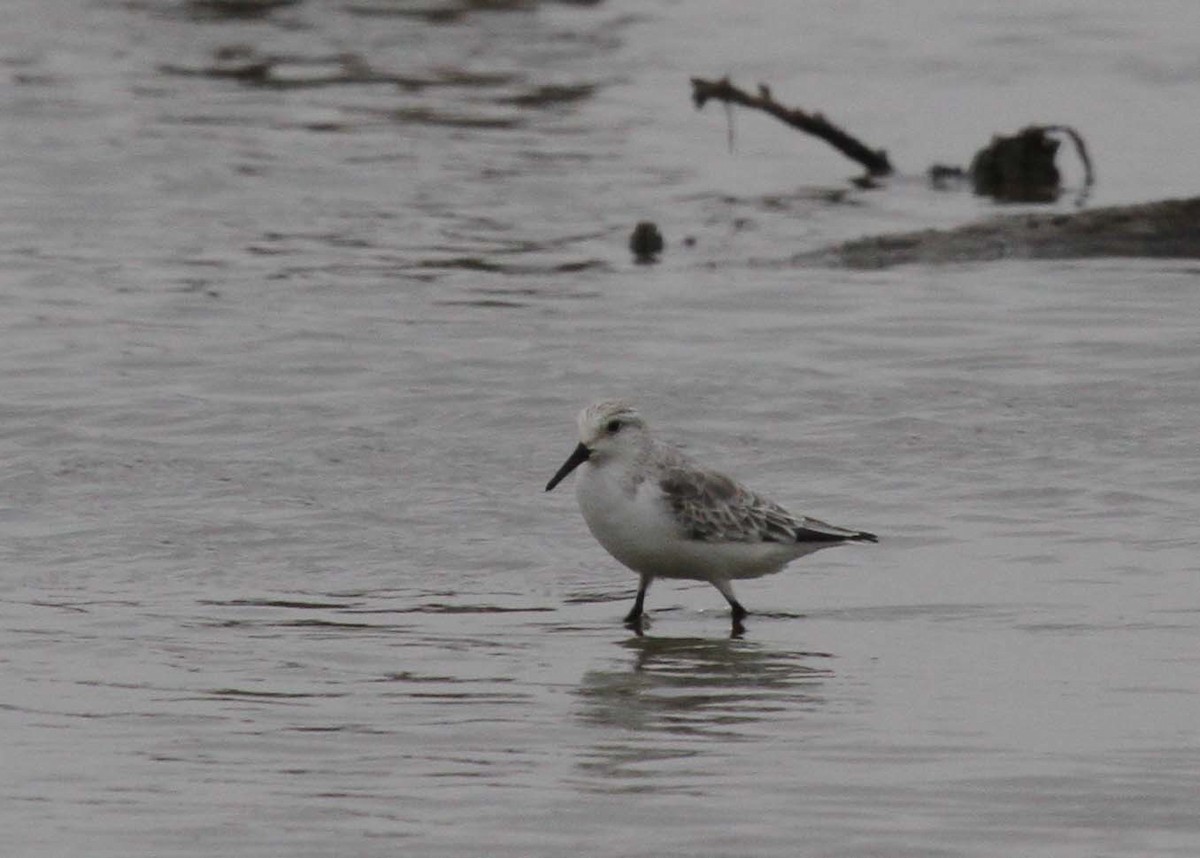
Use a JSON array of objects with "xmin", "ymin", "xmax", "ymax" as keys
[{"xmin": 4, "ymin": 2, "xmax": 1200, "ymax": 856}]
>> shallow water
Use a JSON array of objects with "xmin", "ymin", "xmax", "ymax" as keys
[{"xmin": 3, "ymin": 2, "xmax": 1200, "ymax": 856}]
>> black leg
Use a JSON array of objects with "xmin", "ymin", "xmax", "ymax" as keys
[
  {"xmin": 623, "ymin": 575, "xmax": 651, "ymax": 626},
  {"xmin": 712, "ymin": 579, "xmax": 748, "ymax": 623},
  {"xmin": 728, "ymin": 599, "xmax": 747, "ymax": 638}
]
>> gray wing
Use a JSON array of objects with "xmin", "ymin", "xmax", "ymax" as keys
[{"xmin": 659, "ymin": 466, "xmax": 876, "ymax": 545}]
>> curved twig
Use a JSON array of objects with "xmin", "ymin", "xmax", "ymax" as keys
[{"xmin": 1040, "ymin": 124, "xmax": 1095, "ymax": 190}]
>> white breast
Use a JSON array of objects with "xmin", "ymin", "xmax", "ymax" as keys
[{"xmin": 576, "ymin": 460, "xmax": 674, "ymax": 574}]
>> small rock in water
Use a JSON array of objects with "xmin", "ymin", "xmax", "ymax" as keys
[{"xmin": 629, "ymin": 221, "xmax": 664, "ymax": 263}]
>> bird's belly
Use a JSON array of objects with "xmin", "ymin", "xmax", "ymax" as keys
[
  {"xmin": 576, "ymin": 472, "xmax": 808, "ymax": 581},
  {"xmin": 597, "ymin": 530, "xmax": 803, "ymax": 582}
]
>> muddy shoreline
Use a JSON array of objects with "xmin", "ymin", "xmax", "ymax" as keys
[{"xmin": 804, "ymin": 196, "xmax": 1200, "ymax": 268}]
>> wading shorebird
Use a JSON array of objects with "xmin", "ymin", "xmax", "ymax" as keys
[{"xmin": 545, "ymin": 400, "xmax": 877, "ymax": 631}]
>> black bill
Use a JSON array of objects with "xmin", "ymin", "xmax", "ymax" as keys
[{"xmin": 545, "ymin": 442, "xmax": 591, "ymax": 492}]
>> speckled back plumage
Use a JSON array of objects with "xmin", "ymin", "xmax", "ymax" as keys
[{"xmin": 654, "ymin": 446, "xmax": 874, "ymax": 545}]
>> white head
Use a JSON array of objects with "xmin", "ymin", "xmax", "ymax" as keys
[
  {"xmin": 545, "ymin": 399, "xmax": 647, "ymax": 491},
  {"xmin": 576, "ymin": 399, "xmax": 646, "ymax": 451}
]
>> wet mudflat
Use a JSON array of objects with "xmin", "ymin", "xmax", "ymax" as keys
[{"xmin": 2, "ymin": 2, "xmax": 1199, "ymax": 856}]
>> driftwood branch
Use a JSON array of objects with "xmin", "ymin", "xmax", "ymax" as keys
[{"xmin": 691, "ymin": 76, "xmax": 893, "ymax": 177}]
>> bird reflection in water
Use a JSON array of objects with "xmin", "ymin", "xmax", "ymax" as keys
[{"xmin": 578, "ymin": 635, "xmax": 832, "ymax": 733}]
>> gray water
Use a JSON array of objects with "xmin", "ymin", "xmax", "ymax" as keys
[{"xmin": 3, "ymin": 2, "xmax": 1200, "ymax": 856}]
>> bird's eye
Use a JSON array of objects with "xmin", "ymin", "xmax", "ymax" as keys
[{"xmin": 606, "ymin": 419, "xmax": 622, "ymax": 434}]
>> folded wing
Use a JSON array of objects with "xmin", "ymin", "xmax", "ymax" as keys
[{"xmin": 659, "ymin": 466, "xmax": 876, "ymax": 545}]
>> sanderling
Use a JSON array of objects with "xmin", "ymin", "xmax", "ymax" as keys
[{"xmin": 545, "ymin": 399, "xmax": 877, "ymax": 629}]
